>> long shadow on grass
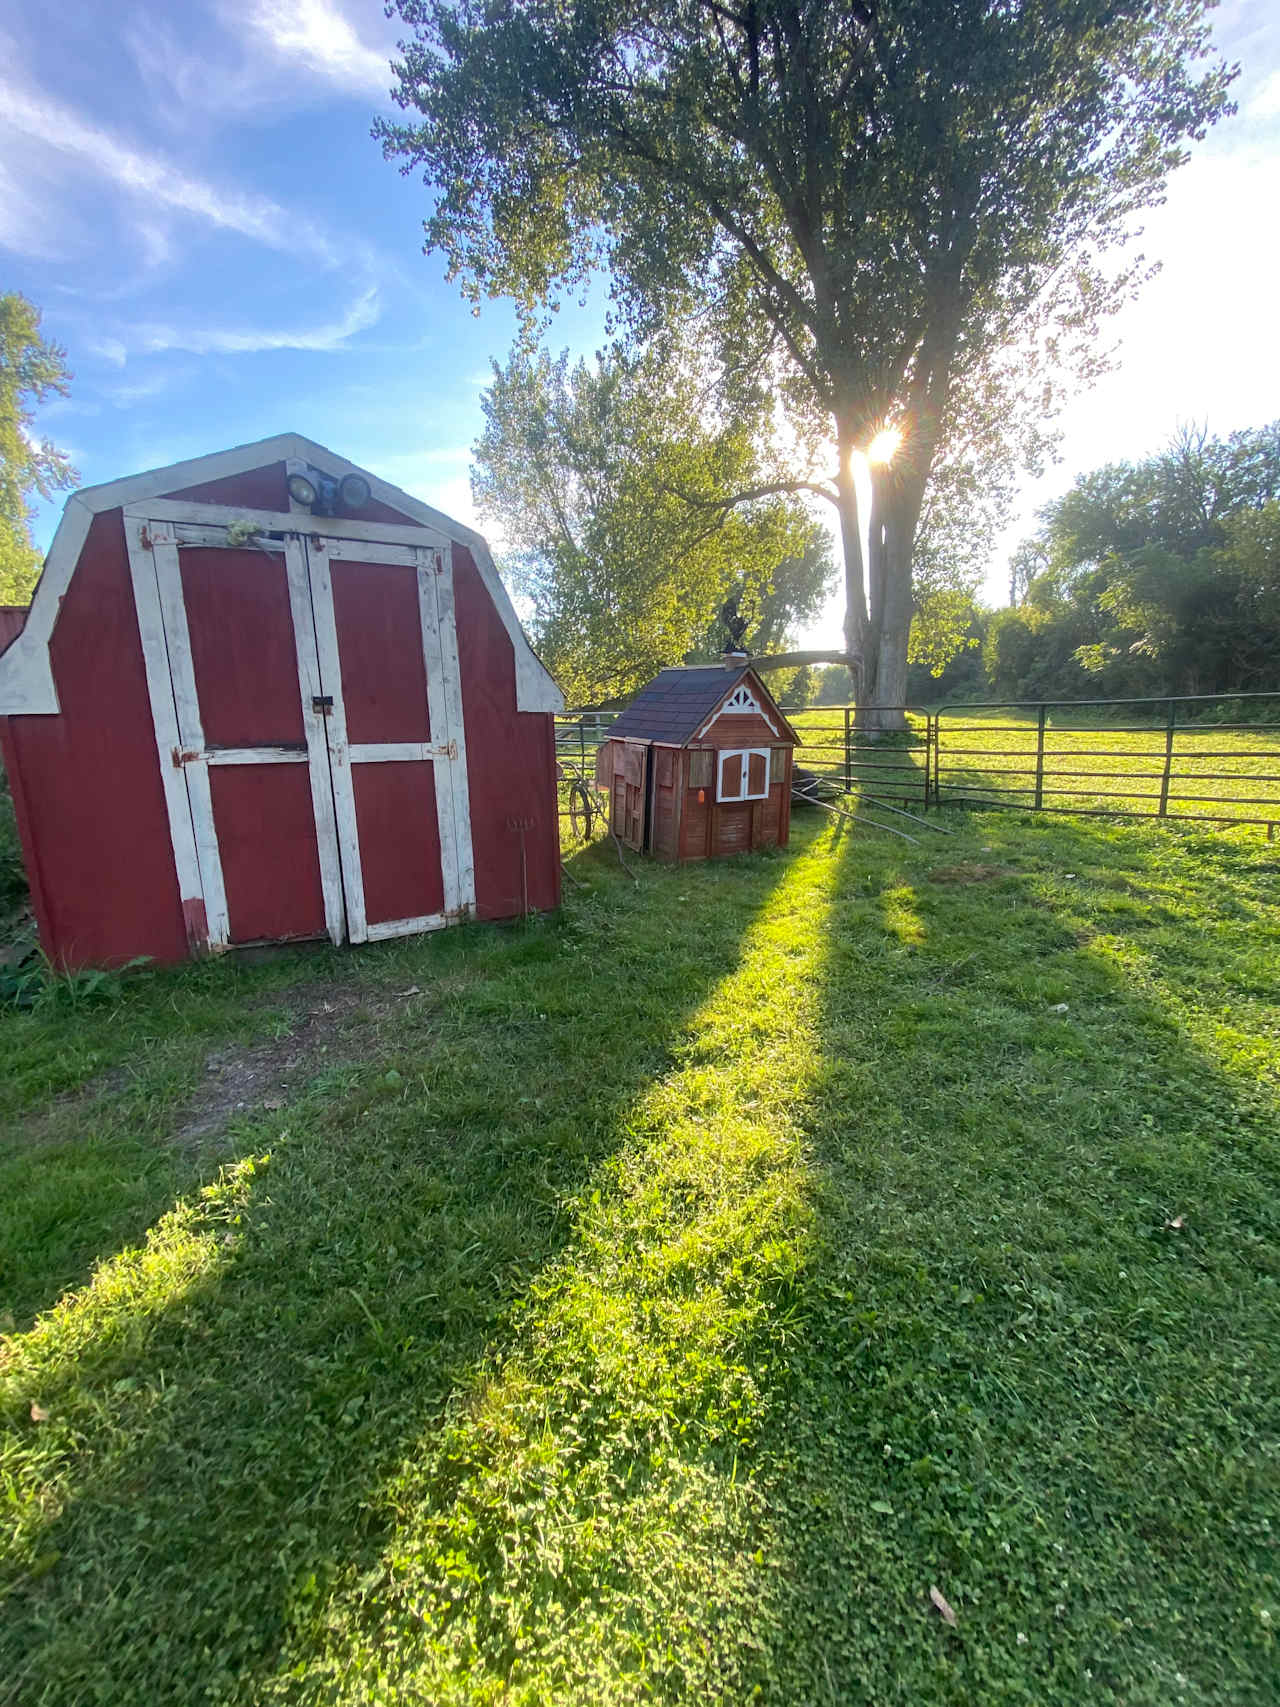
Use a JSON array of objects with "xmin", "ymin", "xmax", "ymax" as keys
[
  {"xmin": 0, "ymin": 837, "xmax": 797, "ymax": 1704},
  {"xmin": 737, "ymin": 813, "xmax": 1280, "ymax": 1705},
  {"xmin": 235, "ymin": 814, "xmax": 1275, "ymax": 1706},
  {"xmin": 0, "ymin": 947, "xmax": 384, "ymax": 1330}
]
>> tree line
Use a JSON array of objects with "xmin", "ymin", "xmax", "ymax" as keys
[{"xmin": 879, "ymin": 421, "xmax": 1280, "ymax": 710}]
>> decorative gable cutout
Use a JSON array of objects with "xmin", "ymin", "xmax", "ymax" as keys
[
  {"xmin": 698, "ymin": 677, "xmax": 781, "ymax": 738},
  {"xmin": 725, "ymin": 683, "xmax": 762, "ymax": 716}
]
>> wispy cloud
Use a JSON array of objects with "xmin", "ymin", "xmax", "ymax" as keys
[
  {"xmin": 235, "ymin": 0, "xmax": 396, "ymax": 99},
  {"xmin": 129, "ymin": 287, "xmax": 381, "ymax": 356},
  {"xmin": 0, "ymin": 66, "xmax": 338, "ymax": 266},
  {"xmin": 1248, "ymin": 68, "xmax": 1280, "ymax": 119}
]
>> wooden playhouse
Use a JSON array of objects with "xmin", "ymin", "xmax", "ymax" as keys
[
  {"xmin": 0, "ymin": 434, "xmax": 564, "ymax": 967},
  {"xmin": 595, "ymin": 660, "xmax": 799, "ymax": 859}
]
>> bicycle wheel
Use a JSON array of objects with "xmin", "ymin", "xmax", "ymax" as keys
[{"xmin": 568, "ymin": 779, "xmax": 596, "ymax": 841}]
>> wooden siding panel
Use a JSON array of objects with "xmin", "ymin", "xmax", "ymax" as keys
[
  {"xmin": 0, "ymin": 608, "xmax": 26, "ymax": 653},
  {"xmin": 330, "ymin": 557, "xmax": 431, "ymax": 745},
  {"xmin": 651, "ymin": 746, "xmax": 677, "ymax": 858},
  {"xmin": 698, "ymin": 711, "xmax": 783, "ymax": 747},
  {"xmin": 179, "ymin": 546, "xmax": 307, "ymax": 747},
  {"xmin": 211, "ymin": 764, "xmax": 328, "ymax": 942},
  {"xmin": 451, "ymin": 547, "xmax": 560, "ymax": 918},
  {"xmin": 0, "ymin": 511, "xmax": 188, "ymax": 967},
  {"xmin": 352, "ymin": 761, "xmax": 445, "ymax": 924},
  {"xmin": 681, "ymin": 791, "xmax": 710, "ymax": 859},
  {"xmin": 165, "ymin": 463, "xmax": 291, "ymax": 511},
  {"xmin": 712, "ymin": 802, "xmax": 752, "ymax": 856}
]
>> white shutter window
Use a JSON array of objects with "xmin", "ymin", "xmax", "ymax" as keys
[{"xmin": 717, "ymin": 748, "xmax": 770, "ymax": 802}]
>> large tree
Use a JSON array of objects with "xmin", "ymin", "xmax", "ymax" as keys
[
  {"xmin": 380, "ymin": 0, "xmax": 1233, "ymax": 720},
  {"xmin": 472, "ymin": 341, "xmax": 830, "ymax": 702},
  {"xmin": 0, "ymin": 293, "xmax": 76, "ymax": 604},
  {"xmin": 987, "ymin": 421, "xmax": 1280, "ymax": 698}
]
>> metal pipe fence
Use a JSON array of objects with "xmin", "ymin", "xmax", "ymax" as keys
[
  {"xmin": 555, "ymin": 691, "xmax": 1280, "ymax": 846},
  {"xmin": 781, "ymin": 693, "xmax": 1280, "ymax": 837}
]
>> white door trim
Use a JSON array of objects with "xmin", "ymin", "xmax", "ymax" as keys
[
  {"xmin": 123, "ymin": 518, "xmax": 208, "ymax": 947},
  {"xmin": 138, "ymin": 520, "xmax": 348, "ymax": 950},
  {"xmin": 124, "ymin": 513, "xmax": 475, "ymax": 953},
  {"xmin": 148, "ymin": 530, "xmax": 232, "ymax": 945},
  {"xmin": 304, "ymin": 534, "xmax": 475, "ymax": 940},
  {"xmin": 130, "ymin": 500, "xmax": 450, "ymax": 552},
  {"xmin": 283, "ymin": 534, "xmax": 347, "ymax": 947},
  {"xmin": 431, "ymin": 542, "xmax": 476, "ymax": 914},
  {"xmin": 304, "ymin": 536, "xmax": 369, "ymax": 943}
]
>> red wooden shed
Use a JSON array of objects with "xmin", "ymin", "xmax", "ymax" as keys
[
  {"xmin": 595, "ymin": 660, "xmax": 799, "ymax": 859},
  {"xmin": 0, "ymin": 434, "xmax": 564, "ymax": 967}
]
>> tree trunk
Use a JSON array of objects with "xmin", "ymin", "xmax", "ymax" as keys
[
  {"xmin": 858, "ymin": 467, "xmax": 924, "ymax": 731},
  {"xmin": 835, "ymin": 424, "xmax": 869, "ymax": 704}
]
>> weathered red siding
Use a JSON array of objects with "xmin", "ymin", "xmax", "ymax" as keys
[
  {"xmin": 696, "ymin": 710, "xmax": 783, "ymax": 749},
  {"xmin": 167, "ymin": 464, "xmax": 420, "ymax": 531},
  {"xmin": 212, "ymin": 764, "xmax": 328, "ymax": 944},
  {"xmin": 353, "ymin": 762, "xmax": 446, "ymax": 925},
  {"xmin": 330, "ymin": 557, "xmax": 430, "ymax": 743},
  {"xmin": 3, "ymin": 459, "xmax": 560, "ymax": 964},
  {"xmin": 0, "ymin": 513, "xmax": 188, "ymax": 967},
  {"xmin": 452, "ymin": 546, "xmax": 560, "ymax": 918},
  {"xmin": 0, "ymin": 608, "xmax": 26, "ymax": 653}
]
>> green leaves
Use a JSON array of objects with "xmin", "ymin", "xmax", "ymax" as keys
[
  {"xmin": 383, "ymin": 0, "xmax": 1236, "ymax": 711},
  {"xmin": 0, "ymin": 292, "xmax": 77, "ymax": 604},
  {"xmin": 998, "ymin": 422, "xmax": 1280, "ymax": 699},
  {"xmin": 472, "ymin": 340, "xmax": 830, "ymax": 702}
]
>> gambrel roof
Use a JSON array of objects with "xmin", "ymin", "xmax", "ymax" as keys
[
  {"xmin": 607, "ymin": 664, "xmax": 799, "ymax": 746},
  {"xmin": 0, "ymin": 433, "xmax": 562, "ymax": 717}
]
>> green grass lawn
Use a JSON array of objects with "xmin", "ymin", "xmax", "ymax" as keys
[
  {"xmin": 2, "ymin": 810, "xmax": 1278, "ymax": 1704},
  {"xmin": 785, "ymin": 705, "xmax": 1280, "ymax": 830}
]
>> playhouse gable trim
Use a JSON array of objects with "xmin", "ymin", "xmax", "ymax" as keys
[
  {"xmin": 0, "ymin": 433, "xmax": 562, "ymax": 717},
  {"xmin": 607, "ymin": 664, "xmax": 799, "ymax": 749}
]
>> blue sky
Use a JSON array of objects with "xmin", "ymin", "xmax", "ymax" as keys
[{"xmin": 4, "ymin": 0, "xmax": 1279, "ymax": 636}]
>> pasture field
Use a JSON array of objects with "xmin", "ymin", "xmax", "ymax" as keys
[
  {"xmin": 1, "ymin": 809, "xmax": 1278, "ymax": 1704},
  {"xmin": 787, "ymin": 705, "xmax": 1280, "ymax": 828}
]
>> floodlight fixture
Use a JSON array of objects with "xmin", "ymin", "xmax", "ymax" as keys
[{"xmin": 287, "ymin": 465, "xmax": 373, "ymax": 517}]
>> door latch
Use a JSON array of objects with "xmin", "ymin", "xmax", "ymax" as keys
[
  {"xmin": 434, "ymin": 739, "xmax": 458, "ymax": 760},
  {"xmin": 312, "ymin": 695, "xmax": 334, "ymax": 715}
]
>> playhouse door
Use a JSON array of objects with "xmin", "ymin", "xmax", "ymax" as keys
[{"xmin": 302, "ymin": 535, "xmax": 472, "ymax": 942}]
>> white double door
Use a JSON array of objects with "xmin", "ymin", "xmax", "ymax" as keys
[{"xmin": 126, "ymin": 505, "xmax": 474, "ymax": 950}]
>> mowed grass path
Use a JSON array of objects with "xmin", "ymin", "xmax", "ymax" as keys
[{"xmin": 1, "ymin": 812, "xmax": 1278, "ymax": 1703}]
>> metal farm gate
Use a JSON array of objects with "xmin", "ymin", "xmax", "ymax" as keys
[{"xmin": 556, "ymin": 691, "xmax": 1280, "ymax": 844}]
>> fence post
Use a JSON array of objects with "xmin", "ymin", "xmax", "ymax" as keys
[
  {"xmin": 1158, "ymin": 700, "xmax": 1175, "ymax": 817},
  {"xmin": 933, "ymin": 713, "xmax": 942, "ymax": 808},
  {"xmin": 844, "ymin": 705, "xmax": 852, "ymax": 795},
  {"xmin": 923, "ymin": 715, "xmax": 932, "ymax": 811},
  {"xmin": 1034, "ymin": 704, "xmax": 1047, "ymax": 810}
]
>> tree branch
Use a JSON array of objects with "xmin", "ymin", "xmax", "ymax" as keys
[
  {"xmin": 749, "ymin": 648, "xmax": 856, "ymax": 671},
  {"xmin": 655, "ymin": 476, "xmax": 841, "ymax": 510}
]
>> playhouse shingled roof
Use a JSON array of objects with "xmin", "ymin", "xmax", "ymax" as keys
[{"xmin": 607, "ymin": 665, "xmax": 799, "ymax": 746}]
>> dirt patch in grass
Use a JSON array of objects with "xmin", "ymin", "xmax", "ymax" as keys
[
  {"xmin": 176, "ymin": 982, "xmax": 405, "ymax": 1144},
  {"xmin": 926, "ymin": 862, "xmax": 1016, "ymax": 883}
]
